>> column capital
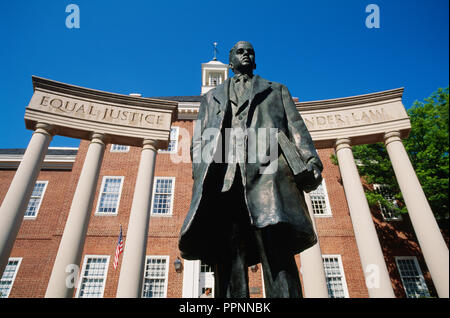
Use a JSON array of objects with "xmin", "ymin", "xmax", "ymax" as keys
[
  {"xmin": 383, "ymin": 130, "xmax": 402, "ymax": 146},
  {"xmin": 335, "ymin": 138, "xmax": 352, "ymax": 152},
  {"xmin": 142, "ymin": 138, "xmax": 158, "ymax": 151},
  {"xmin": 90, "ymin": 132, "xmax": 107, "ymax": 146},
  {"xmin": 34, "ymin": 122, "xmax": 54, "ymax": 137}
]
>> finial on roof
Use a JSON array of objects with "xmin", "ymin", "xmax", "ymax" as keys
[{"xmin": 213, "ymin": 42, "xmax": 218, "ymax": 61}]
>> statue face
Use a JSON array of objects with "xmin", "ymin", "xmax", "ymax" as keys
[{"xmin": 230, "ymin": 41, "xmax": 255, "ymax": 74}]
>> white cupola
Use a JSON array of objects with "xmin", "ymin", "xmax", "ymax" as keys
[{"xmin": 201, "ymin": 43, "xmax": 229, "ymax": 94}]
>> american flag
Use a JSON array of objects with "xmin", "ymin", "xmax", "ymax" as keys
[{"xmin": 113, "ymin": 226, "xmax": 124, "ymax": 269}]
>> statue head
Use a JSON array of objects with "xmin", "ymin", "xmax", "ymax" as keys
[{"xmin": 229, "ymin": 41, "xmax": 256, "ymax": 75}]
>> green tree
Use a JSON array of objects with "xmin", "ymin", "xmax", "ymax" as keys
[
  {"xmin": 333, "ymin": 87, "xmax": 449, "ymax": 220},
  {"xmin": 403, "ymin": 87, "xmax": 449, "ymax": 220}
]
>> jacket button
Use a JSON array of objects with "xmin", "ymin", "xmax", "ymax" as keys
[{"xmin": 238, "ymin": 115, "xmax": 243, "ymax": 120}]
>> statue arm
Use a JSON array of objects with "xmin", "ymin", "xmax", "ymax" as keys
[
  {"xmin": 281, "ymin": 85, "xmax": 323, "ymax": 183},
  {"xmin": 190, "ymin": 94, "xmax": 209, "ymax": 178}
]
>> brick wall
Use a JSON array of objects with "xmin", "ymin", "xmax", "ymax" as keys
[
  {"xmin": 0, "ymin": 120, "xmax": 439, "ymax": 298},
  {"xmin": 315, "ymin": 148, "xmax": 369, "ymax": 298},
  {"xmin": 1, "ymin": 168, "xmax": 73, "ymax": 297}
]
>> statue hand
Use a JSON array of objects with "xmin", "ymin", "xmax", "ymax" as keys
[
  {"xmin": 307, "ymin": 161, "xmax": 322, "ymax": 182},
  {"xmin": 300, "ymin": 161, "xmax": 322, "ymax": 193}
]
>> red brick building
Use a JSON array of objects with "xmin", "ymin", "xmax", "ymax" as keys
[{"xmin": 0, "ymin": 59, "xmax": 447, "ymax": 298}]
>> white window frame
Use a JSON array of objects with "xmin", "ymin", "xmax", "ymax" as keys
[
  {"xmin": 150, "ymin": 177, "xmax": 175, "ymax": 217},
  {"xmin": 310, "ymin": 179, "xmax": 332, "ymax": 217},
  {"xmin": 373, "ymin": 184, "xmax": 402, "ymax": 221},
  {"xmin": 209, "ymin": 72, "xmax": 223, "ymax": 86},
  {"xmin": 395, "ymin": 256, "xmax": 430, "ymax": 298},
  {"xmin": 141, "ymin": 255, "xmax": 170, "ymax": 298},
  {"xmin": 24, "ymin": 181, "xmax": 48, "ymax": 219},
  {"xmin": 75, "ymin": 255, "xmax": 110, "ymax": 298},
  {"xmin": 0, "ymin": 257, "xmax": 22, "ymax": 298},
  {"xmin": 110, "ymin": 144, "xmax": 130, "ymax": 153},
  {"xmin": 95, "ymin": 176, "xmax": 124, "ymax": 216},
  {"xmin": 199, "ymin": 261, "xmax": 215, "ymax": 297},
  {"xmin": 158, "ymin": 127, "xmax": 179, "ymax": 154},
  {"xmin": 322, "ymin": 254, "xmax": 350, "ymax": 298}
]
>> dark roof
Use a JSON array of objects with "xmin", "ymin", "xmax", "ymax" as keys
[
  {"xmin": 149, "ymin": 96, "xmax": 202, "ymax": 102},
  {"xmin": 0, "ymin": 148, "xmax": 78, "ymax": 155}
]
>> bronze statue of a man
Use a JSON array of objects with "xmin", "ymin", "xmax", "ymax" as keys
[{"xmin": 179, "ymin": 41, "xmax": 323, "ymax": 298}]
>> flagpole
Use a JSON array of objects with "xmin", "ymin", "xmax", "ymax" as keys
[{"xmin": 113, "ymin": 224, "xmax": 122, "ymax": 296}]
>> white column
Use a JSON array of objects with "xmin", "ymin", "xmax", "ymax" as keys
[
  {"xmin": 300, "ymin": 193, "xmax": 329, "ymax": 298},
  {"xmin": 182, "ymin": 260, "xmax": 201, "ymax": 298},
  {"xmin": 116, "ymin": 139, "xmax": 158, "ymax": 298},
  {"xmin": 0, "ymin": 123, "xmax": 53, "ymax": 277},
  {"xmin": 45, "ymin": 132, "xmax": 106, "ymax": 298},
  {"xmin": 335, "ymin": 138, "xmax": 395, "ymax": 298},
  {"xmin": 202, "ymin": 69, "xmax": 207, "ymax": 87},
  {"xmin": 384, "ymin": 131, "xmax": 449, "ymax": 298}
]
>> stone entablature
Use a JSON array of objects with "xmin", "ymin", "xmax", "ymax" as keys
[
  {"xmin": 25, "ymin": 76, "xmax": 178, "ymax": 148},
  {"xmin": 297, "ymin": 88, "xmax": 410, "ymax": 148},
  {"xmin": 177, "ymin": 88, "xmax": 411, "ymax": 148}
]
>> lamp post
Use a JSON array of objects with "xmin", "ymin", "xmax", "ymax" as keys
[{"xmin": 174, "ymin": 257, "xmax": 183, "ymax": 273}]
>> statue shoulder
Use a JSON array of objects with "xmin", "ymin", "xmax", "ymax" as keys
[
  {"xmin": 255, "ymin": 75, "xmax": 284, "ymax": 90},
  {"xmin": 202, "ymin": 79, "xmax": 229, "ymax": 101}
]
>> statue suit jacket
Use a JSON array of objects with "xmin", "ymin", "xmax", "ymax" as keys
[{"xmin": 178, "ymin": 75, "xmax": 323, "ymax": 265}]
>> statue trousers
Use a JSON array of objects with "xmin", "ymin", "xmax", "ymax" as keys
[{"xmin": 213, "ymin": 168, "xmax": 303, "ymax": 298}]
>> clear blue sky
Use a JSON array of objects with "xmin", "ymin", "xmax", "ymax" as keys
[{"xmin": 0, "ymin": 0, "xmax": 448, "ymax": 148}]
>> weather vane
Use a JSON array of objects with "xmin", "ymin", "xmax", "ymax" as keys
[{"xmin": 213, "ymin": 42, "xmax": 218, "ymax": 60}]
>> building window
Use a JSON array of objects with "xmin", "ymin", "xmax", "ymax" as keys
[
  {"xmin": 310, "ymin": 179, "xmax": 332, "ymax": 216},
  {"xmin": 395, "ymin": 256, "xmax": 430, "ymax": 298},
  {"xmin": 373, "ymin": 184, "xmax": 401, "ymax": 221},
  {"xmin": 159, "ymin": 127, "xmax": 179, "ymax": 154},
  {"xmin": 142, "ymin": 256, "xmax": 169, "ymax": 298},
  {"xmin": 322, "ymin": 255, "xmax": 349, "ymax": 298},
  {"xmin": 200, "ymin": 262, "xmax": 213, "ymax": 273},
  {"xmin": 24, "ymin": 181, "xmax": 48, "ymax": 219},
  {"xmin": 199, "ymin": 261, "xmax": 215, "ymax": 297},
  {"xmin": 151, "ymin": 177, "xmax": 175, "ymax": 216},
  {"xmin": 209, "ymin": 72, "xmax": 223, "ymax": 86},
  {"xmin": 95, "ymin": 176, "xmax": 124, "ymax": 215},
  {"xmin": 76, "ymin": 255, "xmax": 109, "ymax": 298},
  {"xmin": 0, "ymin": 258, "xmax": 22, "ymax": 298},
  {"xmin": 110, "ymin": 144, "xmax": 130, "ymax": 153}
]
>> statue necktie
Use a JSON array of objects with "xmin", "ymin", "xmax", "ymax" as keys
[
  {"xmin": 222, "ymin": 75, "xmax": 250, "ymax": 192},
  {"xmin": 236, "ymin": 75, "xmax": 248, "ymax": 100}
]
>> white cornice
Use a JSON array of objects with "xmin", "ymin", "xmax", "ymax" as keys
[
  {"xmin": 178, "ymin": 102, "xmax": 200, "ymax": 120},
  {"xmin": 296, "ymin": 88, "xmax": 404, "ymax": 111},
  {"xmin": 0, "ymin": 153, "xmax": 77, "ymax": 170}
]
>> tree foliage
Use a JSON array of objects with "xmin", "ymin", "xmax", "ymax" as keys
[
  {"xmin": 402, "ymin": 87, "xmax": 449, "ymax": 219},
  {"xmin": 339, "ymin": 87, "xmax": 449, "ymax": 220}
]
